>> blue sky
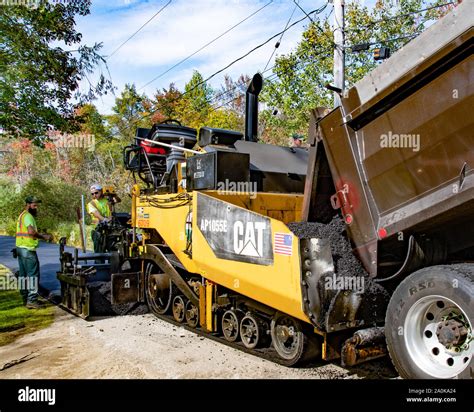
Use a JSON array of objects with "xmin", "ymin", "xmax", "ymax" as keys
[{"xmin": 74, "ymin": 0, "xmax": 335, "ymax": 114}]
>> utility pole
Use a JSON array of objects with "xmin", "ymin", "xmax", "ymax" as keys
[{"xmin": 332, "ymin": 0, "xmax": 345, "ymax": 107}]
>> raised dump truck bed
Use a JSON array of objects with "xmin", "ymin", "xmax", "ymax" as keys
[{"xmin": 305, "ymin": 0, "xmax": 474, "ymax": 278}]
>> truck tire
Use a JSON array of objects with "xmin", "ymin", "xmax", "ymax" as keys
[{"xmin": 385, "ymin": 264, "xmax": 473, "ymax": 379}]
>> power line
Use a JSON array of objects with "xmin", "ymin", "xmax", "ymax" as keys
[
  {"xmin": 210, "ymin": 64, "xmax": 275, "ymax": 107},
  {"xmin": 139, "ymin": 0, "xmax": 274, "ymax": 91},
  {"xmin": 119, "ymin": 4, "xmax": 331, "ymax": 136},
  {"xmin": 347, "ymin": 32, "xmax": 421, "ymax": 50},
  {"xmin": 210, "ymin": 48, "xmax": 333, "ymax": 114},
  {"xmin": 263, "ymin": 1, "xmax": 299, "ymax": 71},
  {"xmin": 210, "ymin": 73, "xmax": 278, "ymax": 112},
  {"xmin": 211, "ymin": 46, "xmax": 327, "ymax": 109},
  {"xmin": 210, "ymin": 48, "xmax": 334, "ymax": 112},
  {"xmin": 108, "ymin": 0, "xmax": 172, "ymax": 58},
  {"xmin": 292, "ymin": 1, "xmax": 338, "ymax": 50},
  {"xmin": 210, "ymin": 39, "xmax": 329, "ymax": 108},
  {"xmin": 181, "ymin": 5, "xmax": 329, "ymax": 100},
  {"xmin": 215, "ymin": 37, "xmax": 342, "ymax": 114}
]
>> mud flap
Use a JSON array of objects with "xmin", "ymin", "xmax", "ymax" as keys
[{"xmin": 111, "ymin": 272, "xmax": 144, "ymax": 305}]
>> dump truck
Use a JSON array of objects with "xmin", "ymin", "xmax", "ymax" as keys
[{"xmin": 57, "ymin": 1, "xmax": 473, "ymax": 379}]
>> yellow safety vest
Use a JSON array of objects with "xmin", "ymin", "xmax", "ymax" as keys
[
  {"xmin": 87, "ymin": 198, "xmax": 111, "ymax": 225},
  {"xmin": 16, "ymin": 211, "xmax": 39, "ymax": 250}
]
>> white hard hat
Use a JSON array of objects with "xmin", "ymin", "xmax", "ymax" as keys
[{"xmin": 90, "ymin": 184, "xmax": 102, "ymax": 192}]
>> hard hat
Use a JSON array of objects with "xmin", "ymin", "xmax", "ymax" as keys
[{"xmin": 90, "ymin": 184, "xmax": 102, "ymax": 192}]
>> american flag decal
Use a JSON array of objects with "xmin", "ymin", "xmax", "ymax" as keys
[{"xmin": 274, "ymin": 232, "xmax": 293, "ymax": 256}]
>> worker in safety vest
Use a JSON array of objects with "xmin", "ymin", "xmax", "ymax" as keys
[
  {"xmin": 87, "ymin": 184, "xmax": 120, "ymax": 253},
  {"xmin": 15, "ymin": 196, "xmax": 52, "ymax": 309}
]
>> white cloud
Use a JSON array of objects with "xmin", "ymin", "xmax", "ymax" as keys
[{"xmin": 75, "ymin": 0, "xmax": 331, "ymax": 113}]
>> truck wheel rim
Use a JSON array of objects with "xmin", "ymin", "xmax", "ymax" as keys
[{"xmin": 404, "ymin": 295, "xmax": 472, "ymax": 378}]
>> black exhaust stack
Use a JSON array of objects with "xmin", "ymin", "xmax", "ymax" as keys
[{"xmin": 245, "ymin": 73, "xmax": 263, "ymax": 142}]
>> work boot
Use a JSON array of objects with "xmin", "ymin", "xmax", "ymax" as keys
[{"xmin": 26, "ymin": 301, "xmax": 45, "ymax": 309}]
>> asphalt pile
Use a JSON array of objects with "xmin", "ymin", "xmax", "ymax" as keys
[
  {"xmin": 88, "ymin": 281, "xmax": 148, "ymax": 316},
  {"xmin": 288, "ymin": 216, "xmax": 368, "ymax": 279},
  {"xmin": 288, "ymin": 217, "xmax": 389, "ymax": 328}
]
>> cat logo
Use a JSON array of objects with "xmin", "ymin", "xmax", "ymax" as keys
[
  {"xmin": 197, "ymin": 192, "xmax": 273, "ymax": 265},
  {"xmin": 233, "ymin": 221, "xmax": 266, "ymax": 257}
]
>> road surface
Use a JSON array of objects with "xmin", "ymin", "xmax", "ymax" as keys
[{"xmin": 0, "ymin": 236, "xmax": 398, "ymax": 379}]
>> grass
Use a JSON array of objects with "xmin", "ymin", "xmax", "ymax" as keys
[{"xmin": 0, "ymin": 265, "xmax": 55, "ymax": 346}]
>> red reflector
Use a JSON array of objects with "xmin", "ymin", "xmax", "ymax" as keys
[
  {"xmin": 378, "ymin": 227, "xmax": 388, "ymax": 239},
  {"xmin": 141, "ymin": 141, "xmax": 166, "ymax": 154},
  {"xmin": 345, "ymin": 214, "xmax": 353, "ymax": 225}
]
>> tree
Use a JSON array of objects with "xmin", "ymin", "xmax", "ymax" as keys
[
  {"xmin": 172, "ymin": 70, "xmax": 213, "ymax": 129},
  {"xmin": 75, "ymin": 103, "xmax": 110, "ymax": 140},
  {"xmin": 206, "ymin": 107, "xmax": 242, "ymax": 131},
  {"xmin": 210, "ymin": 74, "xmax": 249, "ymax": 133},
  {"xmin": 260, "ymin": 0, "xmax": 453, "ymax": 144},
  {"xmin": 0, "ymin": 0, "xmax": 113, "ymax": 140},
  {"xmin": 214, "ymin": 74, "xmax": 249, "ymax": 116},
  {"xmin": 150, "ymin": 83, "xmax": 183, "ymax": 124},
  {"xmin": 184, "ymin": 70, "xmax": 213, "ymax": 114},
  {"xmin": 107, "ymin": 84, "xmax": 150, "ymax": 141}
]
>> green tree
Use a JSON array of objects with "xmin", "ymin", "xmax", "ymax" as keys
[
  {"xmin": 184, "ymin": 70, "xmax": 213, "ymax": 114},
  {"xmin": 173, "ymin": 70, "xmax": 213, "ymax": 129},
  {"xmin": 206, "ymin": 108, "xmax": 242, "ymax": 131},
  {"xmin": 75, "ymin": 103, "xmax": 110, "ymax": 139},
  {"xmin": 260, "ymin": 0, "xmax": 452, "ymax": 144},
  {"xmin": 0, "ymin": 0, "xmax": 114, "ymax": 140},
  {"xmin": 107, "ymin": 84, "xmax": 150, "ymax": 141}
]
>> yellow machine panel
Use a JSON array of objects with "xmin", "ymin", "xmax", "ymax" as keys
[
  {"xmin": 135, "ymin": 192, "xmax": 199, "ymax": 275},
  {"xmin": 135, "ymin": 189, "xmax": 309, "ymax": 323},
  {"xmin": 193, "ymin": 192, "xmax": 308, "ymax": 322}
]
